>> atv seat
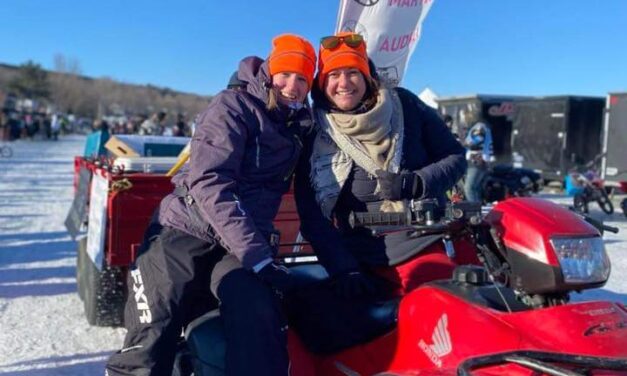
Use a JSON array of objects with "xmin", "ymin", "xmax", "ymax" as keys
[
  {"xmin": 184, "ymin": 264, "xmax": 399, "ymax": 373},
  {"xmin": 184, "ymin": 309, "xmax": 226, "ymax": 376},
  {"xmin": 182, "ymin": 264, "xmax": 329, "ymax": 375}
]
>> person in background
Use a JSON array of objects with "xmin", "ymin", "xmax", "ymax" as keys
[
  {"xmin": 443, "ymin": 114, "xmax": 460, "ymax": 140},
  {"xmin": 462, "ymin": 108, "xmax": 493, "ymax": 202},
  {"xmin": 7, "ymin": 111, "xmax": 22, "ymax": 140},
  {"xmin": 42, "ymin": 113, "xmax": 52, "ymax": 139},
  {"xmin": 139, "ymin": 111, "xmax": 166, "ymax": 136},
  {"xmin": 125, "ymin": 117, "xmax": 139, "ymax": 134},
  {"xmin": 106, "ymin": 33, "xmax": 316, "ymax": 376},
  {"xmin": 50, "ymin": 113, "xmax": 62, "ymax": 141},
  {"xmin": 0, "ymin": 111, "xmax": 6, "ymax": 141},
  {"xmin": 172, "ymin": 113, "xmax": 187, "ymax": 137},
  {"xmin": 84, "ymin": 119, "xmax": 110, "ymax": 157}
]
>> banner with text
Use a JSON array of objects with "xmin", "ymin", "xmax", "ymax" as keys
[
  {"xmin": 336, "ymin": 0, "xmax": 434, "ymax": 86},
  {"xmin": 86, "ymin": 172, "xmax": 108, "ymax": 271}
]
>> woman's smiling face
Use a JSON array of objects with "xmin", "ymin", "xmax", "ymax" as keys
[
  {"xmin": 323, "ymin": 67, "xmax": 366, "ymax": 111},
  {"xmin": 272, "ymin": 72, "xmax": 309, "ymax": 105}
]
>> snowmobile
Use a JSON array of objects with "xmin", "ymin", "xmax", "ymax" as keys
[
  {"xmin": 449, "ymin": 165, "xmax": 541, "ymax": 204},
  {"xmin": 481, "ymin": 164, "xmax": 542, "ymax": 203},
  {"xmin": 174, "ymin": 197, "xmax": 627, "ymax": 376}
]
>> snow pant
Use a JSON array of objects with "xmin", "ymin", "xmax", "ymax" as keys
[
  {"xmin": 105, "ymin": 226, "xmax": 289, "ymax": 376},
  {"xmin": 464, "ymin": 163, "xmax": 487, "ymax": 203}
]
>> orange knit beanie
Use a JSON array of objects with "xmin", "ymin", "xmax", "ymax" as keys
[
  {"xmin": 317, "ymin": 32, "xmax": 371, "ymax": 90},
  {"xmin": 267, "ymin": 34, "xmax": 316, "ymax": 88}
]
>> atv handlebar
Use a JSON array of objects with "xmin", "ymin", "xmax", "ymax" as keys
[
  {"xmin": 349, "ymin": 210, "xmax": 412, "ymax": 228},
  {"xmin": 350, "ymin": 200, "xmax": 620, "ymax": 237},
  {"xmin": 348, "ymin": 199, "xmax": 483, "ymax": 236}
]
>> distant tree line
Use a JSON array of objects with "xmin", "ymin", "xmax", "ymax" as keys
[{"xmin": 0, "ymin": 56, "xmax": 212, "ymax": 119}]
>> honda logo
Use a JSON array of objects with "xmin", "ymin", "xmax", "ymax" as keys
[{"xmin": 418, "ymin": 313, "xmax": 452, "ymax": 367}]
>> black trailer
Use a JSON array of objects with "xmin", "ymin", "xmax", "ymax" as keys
[
  {"xmin": 601, "ymin": 93, "xmax": 627, "ymax": 183},
  {"xmin": 437, "ymin": 95, "xmax": 530, "ymax": 164},
  {"xmin": 510, "ymin": 96, "xmax": 605, "ymax": 181}
]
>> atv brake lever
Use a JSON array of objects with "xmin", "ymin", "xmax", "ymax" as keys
[
  {"xmin": 583, "ymin": 214, "xmax": 619, "ymax": 234},
  {"xmin": 603, "ymin": 224, "xmax": 619, "ymax": 234},
  {"xmin": 568, "ymin": 208, "xmax": 620, "ymax": 235}
]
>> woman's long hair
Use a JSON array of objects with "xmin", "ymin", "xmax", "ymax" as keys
[{"xmin": 266, "ymin": 88, "xmax": 280, "ymax": 111}]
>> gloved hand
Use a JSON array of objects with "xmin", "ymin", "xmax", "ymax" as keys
[
  {"xmin": 332, "ymin": 270, "xmax": 377, "ymax": 299},
  {"xmin": 256, "ymin": 262, "xmax": 293, "ymax": 294},
  {"xmin": 375, "ymin": 170, "xmax": 423, "ymax": 200}
]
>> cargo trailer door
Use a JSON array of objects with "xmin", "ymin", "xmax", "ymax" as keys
[
  {"xmin": 602, "ymin": 93, "xmax": 627, "ymax": 182},
  {"xmin": 511, "ymin": 99, "xmax": 567, "ymax": 180}
]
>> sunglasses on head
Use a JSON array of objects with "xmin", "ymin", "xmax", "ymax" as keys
[{"xmin": 320, "ymin": 34, "xmax": 364, "ymax": 49}]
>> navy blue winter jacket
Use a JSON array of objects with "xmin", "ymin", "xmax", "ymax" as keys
[
  {"xmin": 294, "ymin": 87, "xmax": 466, "ymax": 276},
  {"xmin": 159, "ymin": 56, "xmax": 312, "ymax": 269}
]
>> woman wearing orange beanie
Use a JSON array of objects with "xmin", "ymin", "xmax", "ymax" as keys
[
  {"xmin": 106, "ymin": 34, "xmax": 316, "ymax": 376},
  {"xmin": 288, "ymin": 32, "xmax": 467, "ymax": 351}
]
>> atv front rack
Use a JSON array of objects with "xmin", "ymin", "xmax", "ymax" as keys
[{"xmin": 458, "ymin": 350, "xmax": 627, "ymax": 376}]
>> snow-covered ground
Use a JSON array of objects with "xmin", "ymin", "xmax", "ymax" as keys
[
  {"xmin": 0, "ymin": 135, "xmax": 625, "ymax": 375},
  {"xmin": 0, "ymin": 136, "xmax": 125, "ymax": 375}
]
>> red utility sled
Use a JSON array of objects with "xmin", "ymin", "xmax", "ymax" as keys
[{"xmin": 72, "ymin": 157, "xmax": 310, "ymax": 326}]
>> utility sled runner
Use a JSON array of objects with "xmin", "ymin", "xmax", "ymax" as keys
[{"xmin": 177, "ymin": 198, "xmax": 627, "ymax": 376}]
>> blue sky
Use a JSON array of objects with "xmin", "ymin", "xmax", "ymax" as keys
[{"xmin": 1, "ymin": 0, "xmax": 625, "ymax": 98}]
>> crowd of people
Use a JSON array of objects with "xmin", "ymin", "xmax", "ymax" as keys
[
  {"xmin": 91, "ymin": 112, "xmax": 193, "ymax": 138},
  {"xmin": 0, "ymin": 108, "xmax": 194, "ymax": 142},
  {"xmin": 0, "ymin": 109, "xmax": 65, "ymax": 141}
]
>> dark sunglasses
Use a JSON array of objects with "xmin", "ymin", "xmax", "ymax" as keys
[{"xmin": 320, "ymin": 34, "xmax": 364, "ymax": 49}]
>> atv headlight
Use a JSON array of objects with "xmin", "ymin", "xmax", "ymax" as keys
[{"xmin": 551, "ymin": 236, "xmax": 610, "ymax": 284}]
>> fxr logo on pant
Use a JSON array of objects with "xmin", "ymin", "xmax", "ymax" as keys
[{"xmin": 131, "ymin": 268, "xmax": 152, "ymax": 324}]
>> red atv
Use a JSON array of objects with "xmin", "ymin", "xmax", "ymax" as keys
[
  {"xmin": 68, "ymin": 158, "xmax": 625, "ymax": 374},
  {"xmin": 175, "ymin": 197, "xmax": 626, "ymax": 376}
]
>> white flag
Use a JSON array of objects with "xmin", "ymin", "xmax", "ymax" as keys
[{"xmin": 336, "ymin": 0, "xmax": 434, "ymax": 86}]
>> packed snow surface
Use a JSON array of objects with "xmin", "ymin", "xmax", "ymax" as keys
[{"xmin": 0, "ymin": 136, "xmax": 625, "ymax": 375}]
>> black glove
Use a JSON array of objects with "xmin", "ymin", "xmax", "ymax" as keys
[
  {"xmin": 376, "ymin": 170, "xmax": 423, "ymax": 200},
  {"xmin": 256, "ymin": 262, "xmax": 293, "ymax": 294},
  {"xmin": 332, "ymin": 270, "xmax": 377, "ymax": 299}
]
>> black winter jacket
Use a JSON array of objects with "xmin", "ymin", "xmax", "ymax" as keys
[
  {"xmin": 294, "ymin": 87, "xmax": 466, "ymax": 276},
  {"xmin": 159, "ymin": 56, "xmax": 312, "ymax": 270}
]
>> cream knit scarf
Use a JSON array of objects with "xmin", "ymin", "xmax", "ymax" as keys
[
  {"xmin": 322, "ymin": 88, "xmax": 403, "ymax": 175},
  {"xmin": 316, "ymin": 88, "xmax": 405, "ymax": 212},
  {"xmin": 327, "ymin": 89, "xmax": 396, "ymax": 171}
]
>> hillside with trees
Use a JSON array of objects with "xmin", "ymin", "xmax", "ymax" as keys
[{"xmin": 0, "ymin": 57, "xmax": 212, "ymax": 119}]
